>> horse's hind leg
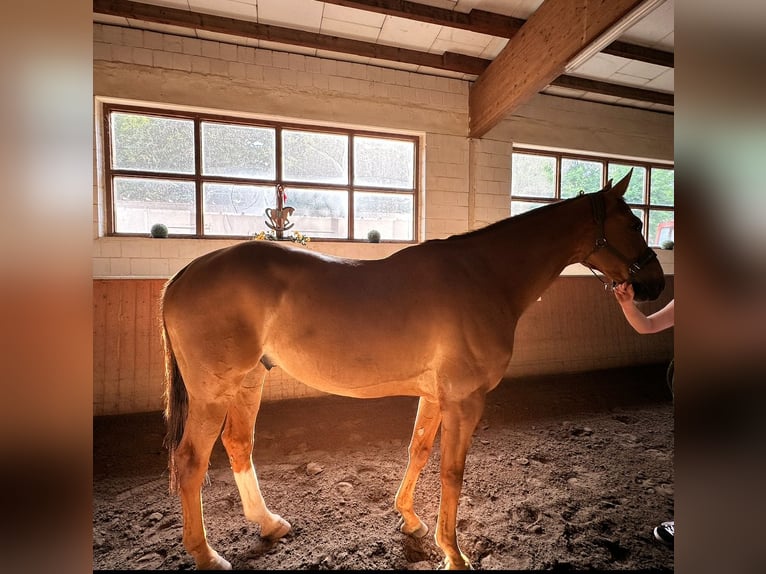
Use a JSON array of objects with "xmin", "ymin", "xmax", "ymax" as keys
[
  {"xmin": 175, "ymin": 396, "xmax": 232, "ymax": 570},
  {"xmin": 221, "ymin": 366, "xmax": 291, "ymax": 541},
  {"xmin": 435, "ymin": 391, "xmax": 486, "ymax": 570},
  {"xmin": 395, "ymin": 397, "xmax": 441, "ymax": 538}
]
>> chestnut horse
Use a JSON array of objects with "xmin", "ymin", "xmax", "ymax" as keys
[{"xmin": 160, "ymin": 172, "xmax": 664, "ymax": 569}]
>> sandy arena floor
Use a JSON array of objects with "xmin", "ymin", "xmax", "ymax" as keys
[{"xmin": 93, "ymin": 363, "xmax": 674, "ymax": 571}]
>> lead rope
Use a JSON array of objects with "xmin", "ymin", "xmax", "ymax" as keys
[{"xmin": 587, "ymin": 264, "xmax": 616, "ymax": 291}]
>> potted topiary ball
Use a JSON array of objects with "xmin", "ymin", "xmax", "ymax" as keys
[
  {"xmin": 367, "ymin": 229, "xmax": 381, "ymax": 243},
  {"xmin": 660, "ymin": 239, "xmax": 674, "ymax": 250},
  {"xmin": 150, "ymin": 223, "xmax": 169, "ymax": 238}
]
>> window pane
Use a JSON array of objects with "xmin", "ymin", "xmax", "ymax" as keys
[
  {"xmin": 282, "ymin": 130, "xmax": 348, "ymax": 184},
  {"xmin": 649, "ymin": 210, "xmax": 674, "ymax": 246},
  {"xmin": 203, "ymin": 183, "xmax": 273, "ymax": 236},
  {"xmin": 113, "ymin": 177, "xmax": 195, "ymax": 235},
  {"xmin": 650, "ymin": 168, "xmax": 674, "ymax": 207},
  {"xmin": 511, "ymin": 200, "xmax": 548, "ymax": 217},
  {"xmin": 284, "ymin": 188, "xmax": 348, "ymax": 239},
  {"xmin": 511, "ymin": 153, "xmax": 555, "ymax": 198},
  {"xmin": 111, "ymin": 112, "xmax": 194, "ymax": 174},
  {"xmin": 353, "ymin": 137, "xmax": 414, "ymax": 189},
  {"xmin": 607, "ymin": 163, "xmax": 646, "ymax": 203},
  {"xmin": 561, "ymin": 158, "xmax": 603, "ymax": 198},
  {"xmin": 354, "ymin": 192, "xmax": 413, "ymax": 241},
  {"xmin": 201, "ymin": 123, "xmax": 276, "ymax": 179}
]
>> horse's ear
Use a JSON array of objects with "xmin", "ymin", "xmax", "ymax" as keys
[
  {"xmin": 602, "ymin": 178, "xmax": 614, "ymax": 191},
  {"xmin": 610, "ymin": 169, "xmax": 633, "ymax": 197}
]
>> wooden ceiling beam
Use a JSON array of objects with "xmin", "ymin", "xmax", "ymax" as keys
[
  {"xmin": 320, "ymin": 0, "xmax": 525, "ymax": 38},
  {"xmin": 468, "ymin": 0, "xmax": 658, "ymax": 138},
  {"xmin": 602, "ymin": 40, "xmax": 673, "ymax": 67},
  {"xmin": 551, "ymin": 75, "xmax": 674, "ymax": 107},
  {"xmin": 321, "ymin": 0, "xmax": 673, "ymax": 68}
]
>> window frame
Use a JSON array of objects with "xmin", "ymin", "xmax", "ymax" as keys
[
  {"xmin": 102, "ymin": 103, "xmax": 419, "ymax": 242},
  {"xmin": 511, "ymin": 147, "xmax": 674, "ymax": 247}
]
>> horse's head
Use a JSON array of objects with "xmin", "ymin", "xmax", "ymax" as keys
[{"xmin": 582, "ymin": 171, "xmax": 665, "ymax": 301}]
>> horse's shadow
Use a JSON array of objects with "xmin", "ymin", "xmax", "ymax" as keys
[
  {"xmin": 243, "ymin": 533, "xmax": 284, "ymax": 561},
  {"xmin": 237, "ymin": 525, "xmax": 441, "ymax": 568},
  {"xmin": 401, "ymin": 532, "xmax": 438, "ymax": 563}
]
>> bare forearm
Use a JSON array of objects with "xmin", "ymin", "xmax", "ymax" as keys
[
  {"xmin": 619, "ymin": 299, "xmax": 674, "ymax": 334},
  {"xmin": 619, "ymin": 302, "xmax": 655, "ymax": 334}
]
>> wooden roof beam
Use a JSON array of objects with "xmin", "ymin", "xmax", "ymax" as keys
[
  {"xmin": 468, "ymin": 0, "xmax": 663, "ymax": 138},
  {"xmin": 320, "ymin": 0, "xmax": 525, "ymax": 37}
]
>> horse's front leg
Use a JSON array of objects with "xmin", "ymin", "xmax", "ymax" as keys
[
  {"xmin": 435, "ymin": 390, "xmax": 486, "ymax": 570},
  {"xmin": 221, "ymin": 370, "xmax": 291, "ymax": 541},
  {"xmin": 395, "ymin": 397, "xmax": 441, "ymax": 537}
]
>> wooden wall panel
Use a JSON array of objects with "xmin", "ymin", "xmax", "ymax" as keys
[
  {"xmin": 93, "ymin": 279, "xmax": 167, "ymax": 416},
  {"xmin": 93, "ymin": 276, "xmax": 674, "ymax": 416}
]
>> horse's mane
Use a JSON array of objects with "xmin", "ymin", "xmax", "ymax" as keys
[{"xmin": 431, "ymin": 192, "xmax": 588, "ymax": 244}]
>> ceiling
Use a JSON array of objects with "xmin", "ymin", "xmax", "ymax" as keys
[{"xmin": 94, "ymin": 0, "xmax": 674, "ymax": 136}]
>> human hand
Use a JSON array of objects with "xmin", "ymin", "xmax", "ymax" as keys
[{"xmin": 613, "ymin": 282, "xmax": 635, "ymax": 305}]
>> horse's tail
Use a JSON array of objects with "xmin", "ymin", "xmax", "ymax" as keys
[{"xmin": 160, "ymin": 272, "xmax": 189, "ymax": 494}]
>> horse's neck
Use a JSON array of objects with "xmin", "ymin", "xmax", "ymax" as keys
[{"xmin": 475, "ymin": 197, "xmax": 593, "ymax": 312}]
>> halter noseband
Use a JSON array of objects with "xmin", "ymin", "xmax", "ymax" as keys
[{"xmin": 580, "ymin": 191, "xmax": 657, "ymax": 290}]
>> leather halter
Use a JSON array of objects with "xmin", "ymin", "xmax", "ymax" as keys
[{"xmin": 580, "ymin": 191, "xmax": 657, "ymax": 290}]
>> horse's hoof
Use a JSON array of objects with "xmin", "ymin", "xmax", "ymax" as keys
[
  {"xmin": 439, "ymin": 556, "xmax": 473, "ymax": 570},
  {"xmin": 398, "ymin": 517, "xmax": 429, "ymax": 538},
  {"xmin": 197, "ymin": 551, "xmax": 232, "ymax": 570},
  {"xmin": 261, "ymin": 515, "xmax": 291, "ymax": 541}
]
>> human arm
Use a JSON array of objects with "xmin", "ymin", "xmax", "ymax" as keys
[{"xmin": 614, "ymin": 283, "xmax": 674, "ymax": 334}]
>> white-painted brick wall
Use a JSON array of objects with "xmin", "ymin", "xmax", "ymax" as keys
[
  {"xmin": 144, "ymin": 31, "xmax": 164, "ymax": 51},
  {"xmin": 112, "ymin": 45, "xmax": 133, "ymax": 64},
  {"xmin": 191, "ymin": 56, "xmax": 211, "ymax": 75},
  {"xmin": 130, "ymin": 259, "xmax": 153, "ymax": 276},
  {"xmin": 238, "ymin": 45, "xmax": 255, "ymax": 64},
  {"xmin": 122, "ymin": 28, "xmax": 143, "ymax": 48},
  {"xmin": 93, "ymin": 42, "xmax": 111, "ymax": 61},
  {"xmin": 133, "ymin": 47, "xmax": 153, "ymax": 67},
  {"xmin": 182, "ymin": 37, "xmax": 202, "ymax": 56},
  {"xmin": 210, "ymin": 59, "xmax": 229, "ymax": 76},
  {"xmin": 163, "ymin": 35, "xmax": 183, "ymax": 54},
  {"xmin": 219, "ymin": 43, "xmax": 237, "ymax": 61},
  {"xmin": 272, "ymin": 51, "xmax": 289, "ymax": 69},
  {"xmin": 152, "ymin": 51, "xmax": 173, "ymax": 69},
  {"xmin": 100, "ymin": 25, "xmax": 122, "ymax": 45},
  {"xmin": 200, "ymin": 40, "xmax": 219, "ymax": 59}
]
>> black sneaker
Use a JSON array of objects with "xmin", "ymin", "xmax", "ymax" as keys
[{"xmin": 653, "ymin": 520, "xmax": 674, "ymax": 547}]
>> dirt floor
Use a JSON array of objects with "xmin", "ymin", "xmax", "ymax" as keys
[{"xmin": 93, "ymin": 364, "xmax": 674, "ymax": 571}]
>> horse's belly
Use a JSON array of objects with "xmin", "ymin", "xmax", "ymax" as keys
[{"xmin": 267, "ymin": 343, "xmax": 436, "ymax": 400}]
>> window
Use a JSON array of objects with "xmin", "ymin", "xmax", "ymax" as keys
[
  {"xmin": 511, "ymin": 149, "xmax": 674, "ymax": 246},
  {"xmin": 103, "ymin": 104, "xmax": 418, "ymax": 241}
]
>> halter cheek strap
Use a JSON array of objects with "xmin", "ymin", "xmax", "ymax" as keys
[{"xmin": 581, "ymin": 191, "xmax": 657, "ymax": 290}]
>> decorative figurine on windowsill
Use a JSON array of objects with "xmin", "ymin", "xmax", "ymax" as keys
[
  {"xmin": 265, "ymin": 207, "xmax": 295, "ymax": 235},
  {"xmin": 265, "ymin": 184, "xmax": 295, "ymax": 240}
]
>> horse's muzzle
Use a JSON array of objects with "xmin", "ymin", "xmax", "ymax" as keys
[{"xmin": 631, "ymin": 274, "xmax": 665, "ymax": 302}]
